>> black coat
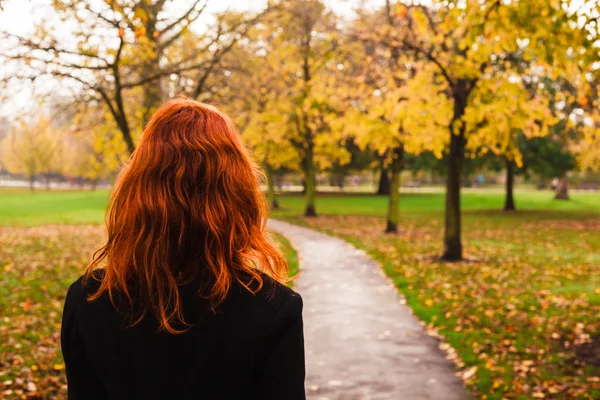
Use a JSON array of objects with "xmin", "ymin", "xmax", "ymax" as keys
[{"xmin": 61, "ymin": 271, "xmax": 305, "ymax": 400}]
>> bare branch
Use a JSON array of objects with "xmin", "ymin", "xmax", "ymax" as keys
[
  {"xmin": 158, "ymin": 0, "xmax": 207, "ymax": 40},
  {"xmin": 2, "ymin": 32, "xmax": 110, "ymax": 64},
  {"xmin": 83, "ymin": 3, "xmax": 121, "ymax": 28}
]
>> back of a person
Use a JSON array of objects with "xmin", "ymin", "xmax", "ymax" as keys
[{"xmin": 61, "ymin": 99, "xmax": 305, "ymax": 400}]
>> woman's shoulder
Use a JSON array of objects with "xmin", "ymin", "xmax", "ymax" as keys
[
  {"xmin": 63, "ymin": 270, "xmax": 105, "ymax": 311},
  {"xmin": 230, "ymin": 272, "xmax": 303, "ymax": 321},
  {"xmin": 63, "ymin": 269, "xmax": 302, "ymax": 324},
  {"xmin": 259, "ymin": 273, "xmax": 303, "ymax": 313}
]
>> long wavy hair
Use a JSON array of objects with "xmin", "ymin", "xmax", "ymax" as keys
[{"xmin": 85, "ymin": 98, "xmax": 288, "ymax": 333}]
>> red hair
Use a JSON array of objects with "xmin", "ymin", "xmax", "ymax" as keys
[{"xmin": 85, "ymin": 98, "xmax": 288, "ymax": 333}]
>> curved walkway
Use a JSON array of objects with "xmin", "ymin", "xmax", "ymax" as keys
[{"xmin": 268, "ymin": 219, "xmax": 470, "ymax": 400}]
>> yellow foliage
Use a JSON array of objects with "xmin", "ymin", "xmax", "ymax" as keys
[
  {"xmin": 575, "ymin": 116, "xmax": 600, "ymax": 171},
  {"xmin": 464, "ymin": 75, "xmax": 556, "ymax": 166},
  {"xmin": 1, "ymin": 118, "xmax": 61, "ymax": 180}
]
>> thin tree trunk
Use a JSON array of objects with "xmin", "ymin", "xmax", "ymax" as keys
[
  {"xmin": 142, "ymin": 6, "xmax": 163, "ymax": 125},
  {"xmin": 29, "ymin": 175, "xmax": 35, "ymax": 192},
  {"xmin": 142, "ymin": 59, "xmax": 162, "ymax": 125},
  {"xmin": 265, "ymin": 164, "xmax": 279, "ymax": 210},
  {"xmin": 537, "ymin": 173, "xmax": 547, "ymax": 190},
  {"xmin": 385, "ymin": 146, "xmax": 404, "ymax": 233},
  {"xmin": 45, "ymin": 175, "xmax": 51, "ymax": 191},
  {"xmin": 110, "ymin": 44, "xmax": 135, "ymax": 154},
  {"xmin": 297, "ymin": 23, "xmax": 316, "ymax": 217},
  {"xmin": 504, "ymin": 159, "xmax": 516, "ymax": 211},
  {"xmin": 377, "ymin": 165, "xmax": 391, "ymax": 195},
  {"xmin": 91, "ymin": 179, "xmax": 98, "ymax": 191},
  {"xmin": 141, "ymin": 45, "xmax": 162, "ymax": 127},
  {"xmin": 554, "ymin": 173, "xmax": 570, "ymax": 200},
  {"xmin": 304, "ymin": 145, "xmax": 317, "ymax": 217}
]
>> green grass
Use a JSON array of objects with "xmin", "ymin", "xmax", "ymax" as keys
[
  {"xmin": 270, "ymin": 190, "xmax": 600, "ymax": 218},
  {"xmin": 1, "ymin": 187, "xmax": 599, "ymax": 226},
  {"xmin": 0, "ymin": 225, "xmax": 105, "ymax": 398},
  {"xmin": 0, "ymin": 188, "xmax": 109, "ymax": 226},
  {"xmin": 271, "ymin": 232, "xmax": 299, "ymax": 287}
]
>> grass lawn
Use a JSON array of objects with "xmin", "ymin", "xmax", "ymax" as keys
[
  {"xmin": 0, "ymin": 225, "xmax": 105, "ymax": 398},
  {"xmin": 0, "ymin": 188, "xmax": 598, "ymax": 399},
  {"xmin": 0, "ymin": 188, "xmax": 109, "ymax": 226},
  {"xmin": 2, "ymin": 187, "xmax": 600, "ymax": 226},
  {"xmin": 271, "ymin": 190, "xmax": 600, "ymax": 218},
  {"xmin": 272, "ymin": 232, "xmax": 299, "ymax": 287}
]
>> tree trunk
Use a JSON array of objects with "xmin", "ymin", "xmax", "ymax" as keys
[
  {"xmin": 142, "ymin": 7, "xmax": 163, "ymax": 126},
  {"xmin": 29, "ymin": 175, "xmax": 35, "ymax": 192},
  {"xmin": 537, "ymin": 174, "xmax": 547, "ymax": 190},
  {"xmin": 142, "ymin": 66, "xmax": 162, "ymax": 125},
  {"xmin": 112, "ymin": 89, "xmax": 135, "ymax": 154},
  {"xmin": 385, "ymin": 146, "xmax": 404, "ymax": 233},
  {"xmin": 443, "ymin": 132, "xmax": 465, "ymax": 260},
  {"xmin": 304, "ymin": 144, "xmax": 317, "ymax": 217},
  {"xmin": 142, "ymin": 53, "xmax": 162, "ymax": 126},
  {"xmin": 504, "ymin": 159, "xmax": 516, "ymax": 211},
  {"xmin": 91, "ymin": 179, "xmax": 98, "ymax": 191},
  {"xmin": 554, "ymin": 173, "xmax": 570, "ymax": 200},
  {"xmin": 45, "ymin": 175, "xmax": 51, "ymax": 191},
  {"xmin": 442, "ymin": 80, "xmax": 469, "ymax": 261},
  {"xmin": 265, "ymin": 164, "xmax": 279, "ymax": 210},
  {"xmin": 299, "ymin": 27, "xmax": 316, "ymax": 217},
  {"xmin": 377, "ymin": 166, "xmax": 391, "ymax": 195}
]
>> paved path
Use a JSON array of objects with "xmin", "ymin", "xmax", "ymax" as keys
[{"xmin": 268, "ymin": 219, "xmax": 471, "ymax": 400}]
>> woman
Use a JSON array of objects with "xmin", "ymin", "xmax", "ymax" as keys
[{"xmin": 61, "ymin": 99, "xmax": 305, "ymax": 400}]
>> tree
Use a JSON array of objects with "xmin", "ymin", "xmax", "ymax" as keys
[
  {"xmin": 258, "ymin": 0, "xmax": 345, "ymax": 217},
  {"xmin": 529, "ymin": 67, "xmax": 589, "ymax": 200},
  {"xmin": 464, "ymin": 74, "xmax": 555, "ymax": 210},
  {"xmin": 341, "ymin": 1, "xmax": 436, "ymax": 233},
  {"xmin": 1, "ymin": 117, "xmax": 60, "ymax": 190},
  {"xmin": 218, "ymin": 10, "xmax": 303, "ymax": 210},
  {"xmin": 576, "ymin": 118, "xmax": 600, "ymax": 173},
  {"xmin": 282, "ymin": 0, "xmax": 326, "ymax": 217},
  {"xmin": 520, "ymin": 134, "xmax": 577, "ymax": 199},
  {"xmin": 569, "ymin": 1, "xmax": 600, "ymax": 173},
  {"xmin": 379, "ymin": 1, "xmax": 579, "ymax": 260},
  {"xmin": 239, "ymin": 96, "xmax": 299, "ymax": 210},
  {"xmin": 1, "ymin": 0, "xmax": 264, "ymax": 154},
  {"xmin": 62, "ymin": 103, "xmax": 128, "ymax": 188}
]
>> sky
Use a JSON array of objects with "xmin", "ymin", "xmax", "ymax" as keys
[{"xmin": 0, "ymin": 0, "xmax": 382, "ymax": 36}]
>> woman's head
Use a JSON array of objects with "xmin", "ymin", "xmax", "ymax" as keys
[{"xmin": 86, "ymin": 98, "xmax": 288, "ymax": 333}]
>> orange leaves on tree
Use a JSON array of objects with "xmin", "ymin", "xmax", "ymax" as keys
[{"xmin": 396, "ymin": 5, "xmax": 407, "ymax": 19}]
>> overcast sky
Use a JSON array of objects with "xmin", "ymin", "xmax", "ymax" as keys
[{"xmin": 0, "ymin": 0, "xmax": 382, "ymax": 36}]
